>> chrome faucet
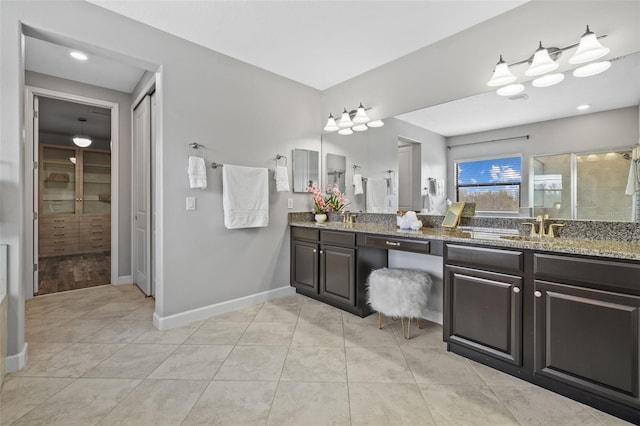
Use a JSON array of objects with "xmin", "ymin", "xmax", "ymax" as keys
[
  {"xmin": 546, "ymin": 222, "xmax": 565, "ymax": 238},
  {"xmin": 522, "ymin": 215, "xmax": 564, "ymax": 238},
  {"xmin": 342, "ymin": 210, "xmax": 353, "ymax": 224}
]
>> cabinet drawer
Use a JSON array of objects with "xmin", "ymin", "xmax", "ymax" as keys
[
  {"xmin": 79, "ymin": 222, "xmax": 111, "ymax": 232},
  {"xmin": 40, "ymin": 221, "xmax": 78, "ymax": 233},
  {"xmin": 40, "ymin": 237, "xmax": 77, "ymax": 248},
  {"xmin": 80, "ymin": 215, "xmax": 110, "ymax": 225},
  {"xmin": 446, "ymin": 244, "xmax": 524, "ymax": 274},
  {"xmin": 534, "ymin": 253, "xmax": 640, "ymax": 293},
  {"xmin": 321, "ymin": 230, "xmax": 355, "ymax": 247},
  {"xmin": 291, "ymin": 227, "xmax": 319, "ymax": 241},
  {"xmin": 360, "ymin": 234, "xmax": 430, "ymax": 254},
  {"xmin": 39, "ymin": 241, "xmax": 78, "ymax": 255},
  {"xmin": 39, "ymin": 216, "xmax": 75, "ymax": 226},
  {"xmin": 80, "ymin": 240, "xmax": 111, "ymax": 252},
  {"xmin": 40, "ymin": 228, "xmax": 79, "ymax": 239}
]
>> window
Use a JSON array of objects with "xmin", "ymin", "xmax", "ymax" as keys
[{"xmin": 456, "ymin": 156, "xmax": 521, "ymax": 212}]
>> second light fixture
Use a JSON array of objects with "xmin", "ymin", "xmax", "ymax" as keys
[{"xmin": 324, "ymin": 103, "xmax": 384, "ymax": 135}]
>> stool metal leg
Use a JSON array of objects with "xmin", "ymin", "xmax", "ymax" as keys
[
  {"xmin": 378, "ymin": 312, "xmax": 383, "ymax": 329},
  {"xmin": 406, "ymin": 317, "xmax": 411, "ymax": 340},
  {"xmin": 416, "ymin": 318, "xmax": 423, "ymax": 329}
]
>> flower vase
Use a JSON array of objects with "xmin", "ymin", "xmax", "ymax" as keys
[{"xmin": 314, "ymin": 213, "xmax": 327, "ymax": 223}]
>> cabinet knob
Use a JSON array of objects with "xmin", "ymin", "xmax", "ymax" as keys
[
  {"xmin": 512, "ymin": 287, "xmax": 520, "ymax": 294},
  {"xmin": 534, "ymin": 290, "xmax": 542, "ymax": 298}
]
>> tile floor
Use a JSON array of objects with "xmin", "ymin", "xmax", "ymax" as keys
[
  {"xmin": 37, "ymin": 253, "xmax": 111, "ymax": 295},
  {"xmin": 0, "ymin": 284, "xmax": 632, "ymax": 426}
]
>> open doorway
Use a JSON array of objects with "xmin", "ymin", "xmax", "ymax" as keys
[{"xmin": 34, "ymin": 96, "xmax": 114, "ymax": 295}]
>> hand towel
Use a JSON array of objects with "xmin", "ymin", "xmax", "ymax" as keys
[
  {"xmin": 388, "ymin": 174, "xmax": 397, "ymax": 195},
  {"xmin": 188, "ymin": 156, "xmax": 207, "ymax": 189},
  {"xmin": 274, "ymin": 165, "xmax": 290, "ymax": 192},
  {"xmin": 366, "ymin": 178, "xmax": 389, "ymax": 213},
  {"xmin": 223, "ymin": 164, "xmax": 269, "ymax": 229},
  {"xmin": 353, "ymin": 173, "xmax": 364, "ymax": 195}
]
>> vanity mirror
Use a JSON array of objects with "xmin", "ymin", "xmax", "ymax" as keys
[
  {"xmin": 292, "ymin": 148, "xmax": 319, "ymax": 192},
  {"xmin": 322, "ymin": 51, "xmax": 639, "ymax": 220}
]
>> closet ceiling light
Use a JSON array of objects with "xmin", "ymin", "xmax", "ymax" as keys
[
  {"xmin": 532, "ymin": 73, "xmax": 565, "ymax": 88},
  {"xmin": 70, "ymin": 51, "xmax": 88, "ymax": 61},
  {"xmin": 72, "ymin": 117, "xmax": 92, "ymax": 147},
  {"xmin": 324, "ymin": 103, "xmax": 382, "ymax": 135},
  {"xmin": 569, "ymin": 26, "xmax": 610, "ymax": 64},
  {"xmin": 573, "ymin": 61, "xmax": 611, "ymax": 77}
]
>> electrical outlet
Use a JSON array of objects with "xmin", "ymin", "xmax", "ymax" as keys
[
  {"xmin": 287, "ymin": 198, "xmax": 293, "ymax": 209},
  {"xmin": 186, "ymin": 197, "xmax": 196, "ymax": 211}
]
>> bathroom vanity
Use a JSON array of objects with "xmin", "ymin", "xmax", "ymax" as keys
[{"xmin": 289, "ymin": 219, "xmax": 640, "ymax": 423}]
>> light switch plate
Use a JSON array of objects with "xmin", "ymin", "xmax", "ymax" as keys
[
  {"xmin": 287, "ymin": 198, "xmax": 293, "ymax": 209},
  {"xmin": 186, "ymin": 197, "xmax": 196, "ymax": 211}
]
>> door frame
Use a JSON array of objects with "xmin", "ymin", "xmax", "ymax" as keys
[{"xmin": 25, "ymin": 86, "xmax": 119, "ymax": 298}]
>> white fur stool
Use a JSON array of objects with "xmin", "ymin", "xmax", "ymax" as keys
[{"xmin": 367, "ymin": 268, "xmax": 432, "ymax": 339}]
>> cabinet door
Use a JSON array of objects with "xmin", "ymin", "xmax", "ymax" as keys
[
  {"xmin": 534, "ymin": 280, "xmax": 640, "ymax": 405},
  {"xmin": 291, "ymin": 240, "xmax": 319, "ymax": 293},
  {"xmin": 81, "ymin": 150, "xmax": 111, "ymax": 215},
  {"xmin": 444, "ymin": 265, "xmax": 523, "ymax": 365},
  {"xmin": 320, "ymin": 245, "xmax": 356, "ymax": 306},
  {"xmin": 40, "ymin": 146, "xmax": 78, "ymax": 216}
]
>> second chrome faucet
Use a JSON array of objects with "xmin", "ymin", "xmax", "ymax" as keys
[{"xmin": 523, "ymin": 215, "xmax": 565, "ymax": 238}]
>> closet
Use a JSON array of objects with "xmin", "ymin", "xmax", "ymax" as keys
[{"xmin": 39, "ymin": 144, "xmax": 111, "ymax": 257}]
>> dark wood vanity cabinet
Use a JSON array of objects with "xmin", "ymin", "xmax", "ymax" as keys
[
  {"xmin": 444, "ymin": 244, "xmax": 525, "ymax": 367},
  {"xmin": 533, "ymin": 254, "xmax": 640, "ymax": 415},
  {"xmin": 291, "ymin": 227, "xmax": 358, "ymax": 312}
]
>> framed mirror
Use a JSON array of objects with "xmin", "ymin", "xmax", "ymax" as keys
[{"xmin": 292, "ymin": 148, "xmax": 319, "ymax": 192}]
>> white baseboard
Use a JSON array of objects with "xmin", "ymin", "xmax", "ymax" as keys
[
  {"xmin": 114, "ymin": 275, "xmax": 133, "ymax": 285},
  {"xmin": 6, "ymin": 342, "xmax": 28, "ymax": 373},
  {"xmin": 153, "ymin": 285, "xmax": 296, "ymax": 330}
]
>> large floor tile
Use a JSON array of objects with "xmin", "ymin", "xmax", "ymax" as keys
[
  {"xmin": 78, "ymin": 302, "xmax": 142, "ymax": 320},
  {"xmin": 27, "ymin": 318, "xmax": 107, "ymax": 343},
  {"xmin": 182, "ymin": 381, "xmax": 277, "ymax": 425},
  {"xmin": 237, "ymin": 321, "xmax": 295, "ymax": 346},
  {"xmin": 253, "ymin": 303, "xmax": 301, "ymax": 322},
  {"xmin": 0, "ymin": 377, "xmax": 75, "ymax": 426},
  {"xmin": 468, "ymin": 359, "xmax": 535, "ymax": 387},
  {"xmin": 119, "ymin": 302, "xmax": 155, "ymax": 321},
  {"xmin": 388, "ymin": 318, "xmax": 446, "ymax": 349},
  {"xmin": 349, "ymin": 382, "xmax": 435, "ymax": 426},
  {"xmin": 343, "ymin": 320, "xmax": 399, "ymax": 347},
  {"xmin": 11, "ymin": 378, "xmax": 140, "ymax": 426},
  {"xmin": 214, "ymin": 345, "xmax": 288, "ymax": 381},
  {"xmin": 298, "ymin": 302, "xmax": 343, "ymax": 323},
  {"xmin": 148, "ymin": 345, "xmax": 233, "ymax": 380},
  {"xmin": 346, "ymin": 346, "xmax": 414, "ymax": 383},
  {"xmin": 266, "ymin": 381, "xmax": 350, "ymax": 426},
  {"xmin": 184, "ymin": 321, "xmax": 250, "ymax": 345},
  {"xmin": 206, "ymin": 303, "xmax": 262, "ymax": 322},
  {"xmin": 281, "ymin": 346, "xmax": 346, "ymax": 382},
  {"xmin": 18, "ymin": 343, "xmax": 124, "ymax": 378},
  {"xmin": 98, "ymin": 379, "xmax": 208, "ymax": 425},
  {"xmin": 492, "ymin": 385, "xmax": 601, "ymax": 425},
  {"xmin": 11, "ymin": 342, "xmax": 71, "ymax": 376},
  {"xmin": 133, "ymin": 321, "xmax": 203, "ymax": 344},
  {"xmin": 79, "ymin": 320, "xmax": 154, "ymax": 344},
  {"xmin": 403, "ymin": 346, "xmax": 484, "ymax": 385},
  {"xmin": 581, "ymin": 403, "xmax": 635, "ymax": 425},
  {"xmin": 83, "ymin": 343, "xmax": 178, "ymax": 379},
  {"xmin": 420, "ymin": 384, "xmax": 519, "ymax": 425},
  {"xmin": 291, "ymin": 320, "xmax": 344, "ymax": 347}
]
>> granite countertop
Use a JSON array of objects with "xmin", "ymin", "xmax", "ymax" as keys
[{"xmin": 289, "ymin": 221, "xmax": 640, "ymax": 261}]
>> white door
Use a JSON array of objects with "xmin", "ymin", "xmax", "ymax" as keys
[
  {"xmin": 33, "ymin": 95, "xmax": 40, "ymax": 294},
  {"xmin": 150, "ymin": 92, "xmax": 157, "ymax": 298},
  {"xmin": 133, "ymin": 96, "xmax": 151, "ymax": 296},
  {"xmin": 398, "ymin": 145, "xmax": 413, "ymax": 210}
]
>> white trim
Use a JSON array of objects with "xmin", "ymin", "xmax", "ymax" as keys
[
  {"xmin": 115, "ymin": 275, "xmax": 133, "ymax": 285},
  {"xmin": 153, "ymin": 286, "xmax": 296, "ymax": 330},
  {"xmin": 5, "ymin": 343, "xmax": 28, "ymax": 373},
  {"xmin": 24, "ymin": 86, "xmax": 120, "ymax": 298}
]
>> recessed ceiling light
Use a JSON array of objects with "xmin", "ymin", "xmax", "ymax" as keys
[
  {"xmin": 70, "ymin": 51, "xmax": 88, "ymax": 61},
  {"xmin": 577, "ymin": 104, "xmax": 591, "ymax": 111}
]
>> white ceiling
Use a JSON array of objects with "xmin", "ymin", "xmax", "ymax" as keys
[{"xmin": 86, "ymin": 0, "xmax": 527, "ymax": 91}]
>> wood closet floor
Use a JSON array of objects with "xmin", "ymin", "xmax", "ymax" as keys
[{"xmin": 37, "ymin": 252, "xmax": 111, "ymax": 295}]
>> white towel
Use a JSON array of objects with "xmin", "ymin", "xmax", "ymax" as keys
[
  {"xmin": 366, "ymin": 178, "xmax": 389, "ymax": 213},
  {"xmin": 353, "ymin": 173, "xmax": 363, "ymax": 195},
  {"xmin": 188, "ymin": 156, "xmax": 207, "ymax": 189},
  {"xmin": 388, "ymin": 175, "xmax": 397, "ymax": 195},
  {"xmin": 222, "ymin": 164, "xmax": 269, "ymax": 229},
  {"xmin": 274, "ymin": 165, "xmax": 290, "ymax": 192},
  {"xmin": 625, "ymin": 154, "xmax": 639, "ymax": 195}
]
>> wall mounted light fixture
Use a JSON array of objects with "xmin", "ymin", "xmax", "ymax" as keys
[
  {"xmin": 324, "ymin": 103, "xmax": 384, "ymax": 135},
  {"xmin": 487, "ymin": 25, "xmax": 610, "ymax": 96}
]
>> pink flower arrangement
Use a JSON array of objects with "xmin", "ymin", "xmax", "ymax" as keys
[{"xmin": 306, "ymin": 183, "xmax": 347, "ymax": 214}]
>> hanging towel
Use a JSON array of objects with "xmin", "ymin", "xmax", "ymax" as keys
[
  {"xmin": 274, "ymin": 165, "xmax": 290, "ymax": 192},
  {"xmin": 353, "ymin": 173, "xmax": 364, "ymax": 195},
  {"xmin": 188, "ymin": 156, "xmax": 207, "ymax": 189},
  {"xmin": 223, "ymin": 164, "xmax": 269, "ymax": 229},
  {"xmin": 625, "ymin": 147, "xmax": 639, "ymax": 195},
  {"xmin": 388, "ymin": 174, "xmax": 397, "ymax": 195},
  {"xmin": 366, "ymin": 178, "xmax": 389, "ymax": 213}
]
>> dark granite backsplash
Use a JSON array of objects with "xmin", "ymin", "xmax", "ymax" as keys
[{"xmin": 288, "ymin": 212, "xmax": 640, "ymax": 243}]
